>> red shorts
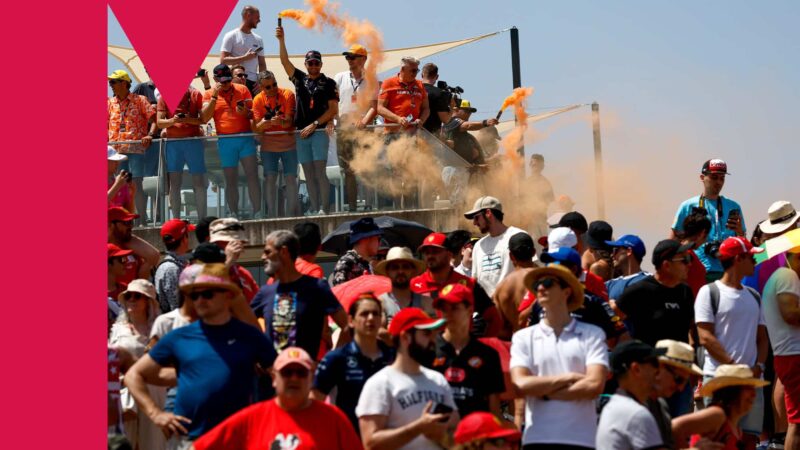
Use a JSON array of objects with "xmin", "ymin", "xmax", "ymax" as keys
[{"xmin": 775, "ymin": 354, "xmax": 800, "ymax": 424}]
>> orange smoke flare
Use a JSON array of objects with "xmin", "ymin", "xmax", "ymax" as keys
[
  {"xmin": 499, "ymin": 87, "xmax": 534, "ymax": 112},
  {"xmin": 279, "ymin": 0, "xmax": 385, "ymax": 113},
  {"xmin": 498, "ymin": 87, "xmax": 534, "ymax": 169}
]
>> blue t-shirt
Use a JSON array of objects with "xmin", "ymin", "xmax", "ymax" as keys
[
  {"xmin": 672, "ymin": 195, "xmax": 746, "ymax": 273},
  {"xmin": 606, "ymin": 271, "xmax": 651, "ymax": 301},
  {"xmin": 148, "ymin": 318, "xmax": 277, "ymax": 439},
  {"xmin": 313, "ymin": 340, "xmax": 395, "ymax": 431},
  {"xmin": 251, "ymin": 275, "xmax": 343, "ymax": 357}
]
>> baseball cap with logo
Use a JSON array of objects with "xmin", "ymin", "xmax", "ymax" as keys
[
  {"xmin": 454, "ymin": 411, "xmax": 521, "ymax": 445},
  {"xmin": 434, "ymin": 283, "xmax": 474, "ymax": 308},
  {"xmin": 305, "ymin": 50, "xmax": 322, "ymax": 62},
  {"xmin": 342, "ymin": 44, "xmax": 367, "ymax": 57},
  {"xmin": 605, "ymin": 234, "xmax": 646, "ymax": 260},
  {"xmin": 464, "ymin": 196, "xmax": 502, "ymax": 219},
  {"xmin": 213, "ymin": 64, "xmax": 233, "ymax": 82},
  {"xmin": 274, "ymin": 347, "xmax": 315, "ymax": 371},
  {"xmin": 418, "ymin": 232, "xmax": 448, "ymax": 252},
  {"xmin": 718, "ymin": 236, "xmax": 765, "ymax": 261},
  {"xmin": 161, "ymin": 219, "xmax": 196, "ymax": 243},
  {"xmin": 652, "ymin": 239, "xmax": 694, "ymax": 268},
  {"xmin": 387, "ymin": 307, "xmax": 445, "ymax": 336},
  {"xmin": 701, "ymin": 159, "xmax": 730, "ymax": 175}
]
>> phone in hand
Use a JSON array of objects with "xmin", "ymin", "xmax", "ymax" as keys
[
  {"xmin": 175, "ymin": 113, "xmax": 186, "ymax": 119},
  {"xmin": 123, "ymin": 170, "xmax": 132, "ymax": 183},
  {"xmin": 196, "ymin": 69, "xmax": 207, "ymax": 78},
  {"xmin": 727, "ymin": 209, "xmax": 741, "ymax": 229},
  {"xmin": 431, "ymin": 403, "xmax": 453, "ymax": 422},
  {"xmin": 254, "ymin": 46, "xmax": 263, "ymax": 53}
]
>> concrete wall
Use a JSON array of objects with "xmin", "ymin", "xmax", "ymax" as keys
[{"xmin": 133, "ymin": 208, "xmax": 459, "ymax": 263}]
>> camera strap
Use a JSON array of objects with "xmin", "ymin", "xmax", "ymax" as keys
[{"xmin": 699, "ymin": 195, "xmax": 725, "ymax": 239}]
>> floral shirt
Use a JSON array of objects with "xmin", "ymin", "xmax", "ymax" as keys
[
  {"xmin": 331, "ymin": 250, "xmax": 372, "ymax": 286},
  {"xmin": 154, "ymin": 252, "xmax": 189, "ymax": 313},
  {"xmin": 107, "ymin": 93, "xmax": 156, "ymax": 154}
]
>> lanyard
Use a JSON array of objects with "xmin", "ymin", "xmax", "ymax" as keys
[
  {"xmin": 350, "ymin": 72, "xmax": 363, "ymax": 94},
  {"xmin": 118, "ymin": 97, "xmax": 130, "ymax": 132},
  {"xmin": 699, "ymin": 195, "xmax": 724, "ymax": 238}
]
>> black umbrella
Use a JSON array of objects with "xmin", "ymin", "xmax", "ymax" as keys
[{"xmin": 321, "ymin": 216, "xmax": 434, "ymax": 255}]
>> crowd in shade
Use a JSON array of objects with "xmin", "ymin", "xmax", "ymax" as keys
[{"xmin": 106, "ymin": 5, "xmax": 800, "ymax": 450}]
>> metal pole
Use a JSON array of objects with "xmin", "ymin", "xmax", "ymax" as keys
[
  {"xmin": 156, "ymin": 138, "xmax": 165, "ymax": 224},
  {"xmin": 510, "ymin": 27, "xmax": 523, "ymax": 160},
  {"xmin": 591, "ymin": 102, "xmax": 606, "ymax": 219}
]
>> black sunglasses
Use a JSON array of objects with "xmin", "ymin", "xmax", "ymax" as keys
[
  {"xmin": 533, "ymin": 277, "xmax": 565, "ymax": 290},
  {"xmin": 123, "ymin": 292, "xmax": 147, "ymax": 301},
  {"xmin": 112, "ymin": 220, "xmax": 134, "ymax": 226},
  {"xmin": 279, "ymin": 367, "xmax": 310, "ymax": 378},
  {"xmin": 664, "ymin": 365, "xmax": 688, "ymax": 386},
  {"xmin": 109, "ymin": 80, "xmax": 124, "ymax": 85},
  {"xmin": 345, "ymin": 55, "xmax": 364, "ymax": 61},
  {"xmin": 306, "ymin": 60, "xmax": 321, "ymax": 67},
  {"xmin": 235, "ymin": 73, "xmax": 247, "ymax": 79},
  {"xmin": 187, "ymin": 289, "xmax": 226, "ymax": 301}
]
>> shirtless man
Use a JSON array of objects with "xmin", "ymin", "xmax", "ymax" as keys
[{"xmin": 493, "ymin": 232, "xmax": 538, "ymax": 339}]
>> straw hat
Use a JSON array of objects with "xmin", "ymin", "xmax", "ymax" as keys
[
  {"xmin": 655, "ymin": 340, "xmax": 702, "ymax": 376},
  {"xmin": 699, "ymin": 364, "xmax": 770, "ymax": 396},
  {"xmin": 118, "ymin": 279, "xmax": 156, "ymax": 302},
  {"xmin": 760, "ymin": 201, "xmax": 799, "ymax": 234},
  {"xmin": 179, "ymin": 263, "xmax": 242, "ymax": 296},
  {"xmin": 374, "ymin": 247, "xmax": 425, "ymax": 276},
  {"xmin": 523, "ymin": 263, "xmax": 584, "ymax": 312}
]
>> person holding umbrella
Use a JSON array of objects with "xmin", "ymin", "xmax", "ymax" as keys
[{"xmin": 332, "ymin": 218, "xmax": 383, "ymax": 286}]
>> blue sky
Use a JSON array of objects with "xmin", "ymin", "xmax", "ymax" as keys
[{"xmin": 109, "ymin": 0, "xmax": 798, "ymax": 263}]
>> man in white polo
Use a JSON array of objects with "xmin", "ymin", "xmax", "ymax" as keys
[{"xmin": 510, "ymin": 264, "xmax": 608, "ymax": 449}]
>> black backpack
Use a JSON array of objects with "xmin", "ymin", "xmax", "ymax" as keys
[{"xmin": 695, "ymin": 282, "xmax": 762, "ymax": 368}]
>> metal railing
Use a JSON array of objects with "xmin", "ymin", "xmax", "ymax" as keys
[{"xmin": 108, "ymin": 125, "xmax": 470, "ymax": 227}]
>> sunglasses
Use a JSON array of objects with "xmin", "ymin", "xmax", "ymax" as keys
[
  {"xmin": 123, "ymin": 292, "xmax": 147, "ymax": 301},
  {"xmin": 112, "ymin": 220, "xmax": 134, "ymax": 227},
  {"xmin": 533, "ymin": 277, "xmax": 565, "ymax": 290},
  {"xmin": 235, "ymin": 73, "xmax": 247, "ymax": 79},
  {"xmin": 108, "ymin": 80, "xmax": 124, "ymax": 85},
  {"xmin": 670, "ymin": 254, "xmax": 692, "ymax": 265},
  {"xmin": 306, "ymin": 60, "xmax": 321, "ymax": 67},
  {"xmin": 279, "ymin": 367, "xmax": 310, "ymax": 378},
  {"xmin": 664, "ymin": 366, "xmax": 688, "ymax": 386},
  {"xmin": 187, "ymin": 289, "xmax": 226, "ymax": 301},
  {"xmin": 345, "ymin": 55, "xmax": 364, "ymax": 61},
  {"xmin": 262, "ymin": 83, "xmax": 277, "ymax": 89}
]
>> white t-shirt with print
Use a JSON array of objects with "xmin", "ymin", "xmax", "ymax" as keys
[
  {"xmin": 220, "ymin": 29, "xmax": 265, "ymax": 81},
  {"xmin": 356, "ymin": 365, "xmax": 456, "ymax": 450},
  {"xmin": 471, "ymin": 226, "xmax": 526, "ymax": 297},
  {"xmin": 596, "ymin": 393, "xmax": 664, "ymax": 450},
  {"xmin": 695, "ymin": 280, "xmax": 766, "ymax": 375},
  {"xmin": 762, "ymin": 268, "xmax": 800, "ymax": 356},
  {"xmin": 510, "ymin": 319, "xmax": 609, "ymax": 447}
]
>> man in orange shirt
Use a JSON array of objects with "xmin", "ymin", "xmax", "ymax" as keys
[
  {"xmin": 156, "ymin": 85, "xmax": 207, "ymax": 219},
  {"xmin": 377, "ymin": 56, "xmax": 430, "ymax": 133},
  {"xmin": 107, "ymin": 70, "xmax": 157, "ymax": 225},
  {"xmin": 253, "ymin": 70, "xmax": 298, "ymax": 218},
  {"xmin": 201, "ymin": 64, "xmax": 262, "ymax": 219}
]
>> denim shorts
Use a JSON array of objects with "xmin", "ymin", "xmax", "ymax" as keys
[
  {"xmin": 166, "ymin": 139, "xmax": 206, "ymax": 174},
  {"xmin": 295, "ymin": 131, "xmax": 329, "ymax": 164},
  {"xmin": 217, "ymin": 133, "xmax": 257, "ymax": 168},
  {"xmin": 119, "ymin": 153, "xmax": 146, "ymax": 178},
  {"xmin": 703, "ymin": 374, "xmax": 764, "ymax": 435},
  {"xmin": 261, "ymin": 150, "xmax": 298, "ymax": 176},
  {"xmin": 143, "ymin": 144, "xmax": 160, "ymax": 177}
]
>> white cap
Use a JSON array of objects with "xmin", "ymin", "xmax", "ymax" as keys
[
  {"xmin": 547, "ymin": 227, "xmax": 577, "ymax": 252},
  {"xmin": 107, "ymin": 146, "xmax": 127, "ymax": 161}
]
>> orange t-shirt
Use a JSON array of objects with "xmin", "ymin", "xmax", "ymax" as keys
[
  {"xmin": 252, "ymin": 87, "xmax": 296, "ymax": 152},
  {"xmin": 157, "ymin": 88, "xmax": 204, "ymax": 138},
  {"xmin": 203, "ymin": 84, "xmax": 252, "ymax": 135},
  {"xmin": 379, "ymin": 75, "xmax": 427, "ymax": 130}
]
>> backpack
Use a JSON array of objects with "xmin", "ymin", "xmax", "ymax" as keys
[{"xmin": 695, "ymin": 282, "xmax": 762, "ymax": 369}]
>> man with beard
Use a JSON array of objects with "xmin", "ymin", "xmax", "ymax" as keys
[
  {"xmin": 251, "ymin": 230, "xmax": 349, "ymax": 358},
  {"xmin": 312, "ymin": 294, "xmax": 395, "ymax": 433},
  {"xmin": 604, "ymin": 235, "xmax": 650, "ymax": 302},
  {"xmin": 191, "ymin": 347, "xmax": 363, "ymax": 450},
  {"xmin": 357, "ymin": 307, "xmax": 458, "ymax": 450},
  {"xmin": 464, "ymin": 196, "xmax": 526, "ymax": 297},
  {"xmin": 220, "ymin": 5, "xmax": 267, "ymax": 96},
  {"xmin": 375, "ymin": 247, "xmax": 433, "ymax": 323},
  {"xmin": 107, "ymin": 207, "xmax": 160, "ymax": 297},
  {"xmin": 411, "ymin": 232, "xmax": 501, "ymax": 337}
]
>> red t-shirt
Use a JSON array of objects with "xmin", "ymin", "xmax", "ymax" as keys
[
  {"xmin": 379, "ymin": 75, "xmax": 427, "ymax": 130},
  {"xmin": 157, "ymin": 88, "xmax": 204, "ymax": 138},
  {"xmin": 203, "ymin": 84, "xmax": 253, "ymax": 134},
  {"xmin": 411, "ymin": 269, "xmax": 475, "ymax": 294},
  {"xmin": 686, "ymin": 250, "xmax": 707, "ymax": 298},
  {"xmin": 231, "ymin": 265, "xmax": 259, "ymax": 303},
  {"xmin": 296, "ymin": 257, "xmax": 324, "ymax": 279},
  {"xmin": 193, "ymin": 399, "xmax": 363, "ymax": 450}
]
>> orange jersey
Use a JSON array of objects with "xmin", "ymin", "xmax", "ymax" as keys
[
  {"xmin": 203, "ymin": 84, "xmax": 252, "ymax": 135},
  {"xmin": 379, "ymin": 76, "xmax": 427, "ymax": 124},
  {"xmin": 252, "ymin": 88, "xmax": 296, "ymax": 152}
]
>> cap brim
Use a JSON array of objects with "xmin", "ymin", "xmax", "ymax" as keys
[
  {"xmin": 306, "ymin": 58, "xmax": 322, "ymax": 62},
  {"xmin": 349, "ymin": 229, "xmax": 383, "ymax": 244},
  {"xmin": 459, "ymin": 108, "xmax": 477, "ymax": 113},
  {"xmin": 274, "ymin": 360, "xmax": 314, "ymax": 372},
  {"xmin": 484, "ymin": 428, "xmax": 522, "ymax": 442},
  {"xmin": 413, "ymin": 318, "xmax": 446, "ymax": 330},
  {"xmin": 374, "ymin": 258, "xmax": 426, "ymax": 276},
  {"xmin": 110, "ymin": 249, "xmax": 134, "ymax": 258},
  {"xmin": 217, "ymin": 76, "xmax": 232, "ymax": 82},
  {"xmin": 676, "ymin": 242, "xmax": 695, "ymax": 254},
  {"xmin": 463, "ymin": 209, "xmax": 482, "ymax": 219}
]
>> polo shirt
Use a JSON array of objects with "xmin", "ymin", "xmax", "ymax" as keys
[
  {"xmin": 313, "ymin": 340, "xmax": 395, "ymax": 430},
  {"xmin": 430, "ymin": 335, "xmax": 505, "ymax": 417},
  {"xmin": 510, "ymin": 318, "xmax": 609, "ymax": 447}
]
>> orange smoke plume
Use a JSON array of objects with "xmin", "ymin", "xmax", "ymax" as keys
[
  {"xmin": 498, "ymin": 87, "xmax": 534, "ymax": 169},
  {"xmin": 499, "ymin": 87, "xmax": 534, "ymax": 112},
  {"xmin": 279, "ymin": 0, "xmax": 385, "ymax": 112}
]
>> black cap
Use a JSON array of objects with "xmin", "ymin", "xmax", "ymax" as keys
[
  {"xmin": 610, "ymin": 340, "xmax": 666, "ymax": 376},
  {"xmin": 190, "ymin": 242, "xmax": 226, "ymax": 264},
  {"xmin": 652, "ymin": 239, "xmax": 694, "ymax": 268},
  {"xmin": 558, "ymin": 211, "xmax": 589, "ymax": 234},
  {"xmin": 586, "ymin": 220, "xmax": 613, "ymax": 250},
  {"xmin": 305, "ymin": 50, "xmax": 322, "ymax": 62},
  {"xmin": 213, "ymin": 64, "xmax": 232, "ymax": 82},
  {"xmin": 509, "ymin": 232, "xmax": 534, "ymax": 254}
]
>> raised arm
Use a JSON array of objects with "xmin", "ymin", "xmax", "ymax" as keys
[{"xmin": 275, "ymin": 26, "xmax": 296, "ymax": 77}]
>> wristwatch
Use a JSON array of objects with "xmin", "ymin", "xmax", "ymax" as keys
[
  {"xmin": 313, "ymin": 120, "xmax": 320, "ymax": 126},
  {"xmin": 756, "ymin": 362, "xmax": 766, "ymax": 371}
]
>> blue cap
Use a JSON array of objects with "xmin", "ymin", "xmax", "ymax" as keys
[
  {"xmin": 539, "ymin": 247, "xmax": 582, "ymax": 267},
  {"xmin": 605, "ymin": 234, "xmax": 646, "ymax": 260},
  {"xmin": 349, "ymin": 217, "xmax": 383, "ymax": 244}
]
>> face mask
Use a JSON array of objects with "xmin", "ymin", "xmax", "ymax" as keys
[{"xmin": 408, "ymin": 338, "xmax": 436, "ymax": 366}]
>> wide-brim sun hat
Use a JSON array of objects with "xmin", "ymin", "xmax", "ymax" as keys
[
  {"xmin": 179, "ymin": 263, "xmax": 242, "ymax": 296},
  {"xmin": 699, "ymin": 364, "xmax": 770, "ymax": 397},
  {"xmin": 374, "ymin": 247, "xmax": 426, "ymax": 276},
  {"xmin": 655, "ymin": 339, "xmax": 702, "ymax": 376},
  {"xmin": 523, "ymin": 263, "xmax": 584, "ymax": 311},
  {"xmin": 118, "ymin": 278, "xmax": 157, "ymax": 303},
  {"xmin": 760, "ymin": 201, "xmax": 799, "ymax": 234}
]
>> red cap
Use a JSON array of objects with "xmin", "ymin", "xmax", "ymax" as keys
[
  {"xmin": 454, "ymin": 411, "xmax": 521, "ymax": 444},
  {"xmin": 388, "ymin": 307, "xmax": 445, "ymax": 336},
  {"xmin": 518, "ymin": 291, "xmax": 535, "ymax": 312},
  {"xmin": 161, "ymin": 219, "xmax": 196, "ymax": 242},
  {"xmin": 718, "ymin": 236, "xmax": 765, "ymax": 261},
  {"xmin": 274, "ymin": 347, "xmax": 315, "ymax": 371},
  {"xmin": 418, "ymin": 232, "xmax": 447, "ymax": 251},
  {"xmin": 434, "ymin": 283, "xmax": 474, "ymax": 309},
  {"xmin": 108, "ymin": 206, "xmax": 139, "ymax": 222},
  {"xmin": 107, "ymin": 243, "xmax": 133, "ymax": 258}
]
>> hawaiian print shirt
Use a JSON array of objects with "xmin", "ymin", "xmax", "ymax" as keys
[
  {"xmin": 331, "ymin": 250, "xmax": 372, "ymax": 286},
  {"xmin": 107, "ymin": 93, "xmax": 156, "ymax": 154}
]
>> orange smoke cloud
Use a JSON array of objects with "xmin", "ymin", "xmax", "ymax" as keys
[
  {"xmin": 500, "ymin": 87, "xmax": 534, "ymax": 112},
  {"xmin": 498, "ymin": 87, "xmax": 534, "ymax": 169},
  {"xmin": 279, "ymin": 0, "xmax": 384, "ymax": 112}
]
